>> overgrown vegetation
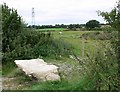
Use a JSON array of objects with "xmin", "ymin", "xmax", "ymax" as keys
[
  {"xmin": 81, "ymin": 31, "xmax": 118, "ymax": 40},
  {"xmin": 2, "ymin": 3, "xmax": 72, "ymax": 75},
  {"xmin": 82, "ymin": 3, "xmax": 120, "ymax": 90},
  {"xmin": 2, "ymin": 2, "xmax": 119, "ymax": 91},
  {"xmin": 83, "ymin": 41, "xmax": 119, "ymax": 90}
]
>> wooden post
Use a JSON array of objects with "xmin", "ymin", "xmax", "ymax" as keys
[
  {"xmin": 82, "ymin": 36, "xmax": 85, "ymax": 63},
  {"xmin": 0, "ymin": 5, "xmax": 2, "ymax": 91}
]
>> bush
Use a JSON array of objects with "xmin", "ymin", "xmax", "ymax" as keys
[
  {"xmin": 2, "ymin": 30, "xmax": 72, "ymax": 75},
  {"xmin": 2, "ymin": 3, "xmax": 23, "ymax": 53},
  {"xmin": 33, "ymin": 38, "xmax": 71, "ymax": 58},
  {"xmin": 81, "ymin": 31, "xmax": 114, "ymax": 40},
  {"xmin": 84, "ymin": 41, "xmax": 119, "ymax": 90}
]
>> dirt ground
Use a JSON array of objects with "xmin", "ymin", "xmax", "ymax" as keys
[{"xmin": 2, "ymin": 77, "xmax": 32, "ymax": 90}]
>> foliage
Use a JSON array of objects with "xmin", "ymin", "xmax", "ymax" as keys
[
  {"xmin": 86, "ymin": 20, "xmax": 100, "ymax": 30},
  {"xmin": 29, "ymin": 78, "xmax": 93, "ymax": 90},
  {"xmin": 2, "ymin": 3, "xmax": 23, "ymax": 53},
  {"xmin": 2, "ymin": 4, "xmax": 72, "ymax": 75},
  {"xmin": 82, "ymin": 3, "xmax": 120, "ymax": 90},
  {"xmin": 68, "ymin": 24, "xmax": 81, "ymax": 30},
  {"xmin": 2, "ymin": 30, "xmax": 72, "ymax": 65},
  {"xmin": 84, "ymin": 41, "xmax": 119, "ymax": 90},
  {"xmin": 98, "ymin": 8, "xmax": 120, "ymax": 30},
  {"xmin": 2, "ymin": 2, "xmax": 119, "ymax": 91},
  {"xmin": 98, "ymin": 2, "xmax": 120, "ymax": 78},
  {"xmin": 98, "ymin": 6, "xmax": 120, "ymax": 76},
  {"xmin": 81, "ymin": 31, "xmax": 117, "ymax": 40},
  {"xmin": 28, "ymin": 24, "xmax": 82, "ymax": 30},
  {"xmin": 33, "ymin": 38, "xmax": 71, "ymax": 58}
]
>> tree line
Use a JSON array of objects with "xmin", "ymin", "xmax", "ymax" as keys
[{"xmin": 27, "ymin": 21, "xmax": 107, "ymax": 30}]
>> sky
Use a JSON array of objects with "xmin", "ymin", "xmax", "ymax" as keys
[{"xmin": 0, "ymin": 0, "xmax": 118, "ymax": 25}]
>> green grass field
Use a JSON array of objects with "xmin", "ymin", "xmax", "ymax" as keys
[
  {"xmin": 52, "ymin": 31, "xmax": 100, "ymax": 58},
  {"xmin": 36, "ymin": 28, "xmax": 67, "ymax": 31}
]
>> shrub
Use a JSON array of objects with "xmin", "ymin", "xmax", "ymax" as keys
[
  {"xmin": 33, "ymin": 38, "xmax": 72, "ymax": 58},
  {"xmin": 2, "ymin": 30, "xmax": 72, "ymax": 75},
  {"xmin": 81, "ymin": 31, "xmax": 114, "ymax": 40},
  {"xmin": 83, "ymin": 41, "xmax": 119, "ymax": 90},
  {"xmin": 2, "ymin": 3, "xmax": 23, "ymax": 53}
]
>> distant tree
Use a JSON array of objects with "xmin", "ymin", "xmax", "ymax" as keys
[
  {"xmin": 68, "ymin": 24, "xmax": 75, "ymax": 30},
  {"xmin": 61, "ymin": 24, "xmax": 66, "ymax": 28},
  {"xmin": 55, "ymin": 24, "xmax": 60, "ymax": 28},
  {"xmin": 86, "ymin": 20, "xmax": 100, "ymax": 29},
  {"xmin": 75, "ymin": 24, "xmax": 81, "ymax": 28}
]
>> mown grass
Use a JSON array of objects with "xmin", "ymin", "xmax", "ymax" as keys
[{"xmin": 36, "ymin": 28, "xmax": 67, "ymax": 31}]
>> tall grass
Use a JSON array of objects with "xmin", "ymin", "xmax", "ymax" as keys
[
  {"xmin": 83, "ymin": 41, "xmax": 119, "ymax": 90},
  {"xmin": 29, "ymin": 78, "xmax": 88, "ymax": 90}
]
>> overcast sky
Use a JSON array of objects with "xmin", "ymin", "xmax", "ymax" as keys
[{"xmin": 0, "ymin": 0, "xmax": 118, "ymax": 25}]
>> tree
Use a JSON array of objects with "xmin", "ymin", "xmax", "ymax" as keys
[
  {"xmin": 98, "ymin": 8, "xmax": 120, "ymax": 30},
  {"xmin": 90, "ymin": 2, "xmax": 120, "ymax": 90},
  {"xmin": 86, "ymin": 20, "xmax": 100, "ymax": 29},
  {"xmin": 82, "ymin": 2, "xmax": 120, "ymax": 90},
  {"xmin": 2, "ymin": 3, "xmax": 22, "ymax": 52},
  {"xmin": 98, "ymin": 2, "xmax": 120, "ymax": 63}
]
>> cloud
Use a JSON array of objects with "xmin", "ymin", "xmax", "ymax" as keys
[{"xmin": 0, "ymin": 0, "xmax": 117, "ymax": 25}]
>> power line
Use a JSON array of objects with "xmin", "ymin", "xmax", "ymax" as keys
[
  {"xmin": 118, "ymin": 0, "xmax": 120, "ymax": 13},
  {"xmin": 32, "ymin": 7, "xmax": 35, "ymax": 30}
]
